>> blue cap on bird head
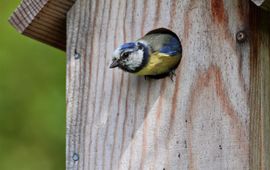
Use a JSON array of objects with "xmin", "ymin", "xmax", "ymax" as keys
[
  {"xmin": 120, "ymin": 42, "xmax": 136, "ymax": 49},
  {"xmin": 112, "ymin": 42, "xmax": 137, "ymax": 60}
]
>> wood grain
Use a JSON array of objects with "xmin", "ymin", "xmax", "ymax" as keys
[
  {"xmin": 66, "ymin": 0, "xmax": 269, "ymax": 169},
  {"xmin": 9, "ymin": 0, "xmax": 76, "ymax": 50},
  {"xmin": 249, "ymin": 3, "xmax": 270, "ymax": 170}
]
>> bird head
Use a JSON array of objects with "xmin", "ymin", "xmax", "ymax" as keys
[{"xmin": 110, "ymin": 41, "xmax": 149, "ymax": 73}]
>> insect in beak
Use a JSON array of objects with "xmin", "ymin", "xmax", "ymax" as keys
[{"xmin": 109, "ymin": 60, "xmax": 119, "ymax": 68}]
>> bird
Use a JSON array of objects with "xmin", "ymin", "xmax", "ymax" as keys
[{"xmin": 109, "ymin": 30, "xmax": 182, "ymax": 79}]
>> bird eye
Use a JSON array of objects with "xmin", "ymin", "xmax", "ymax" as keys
[
  {"xmin": 138, "ymin": 44, "xmax": 143, "ymax": 50},
  {"xmin": 121, "ymin": 52, "xmax": 129, "ymax": 59}
]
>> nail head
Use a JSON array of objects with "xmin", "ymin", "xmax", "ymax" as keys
[
  {"xmin": 236, "ymin": 31, "xmax": 247, "ymax": 43},
  {"xmin": 72, "ymin": 153, "xmax": 79, "ymax": 161},
  {"xmin": 74, "ymin": 50, "xmax": 81, "ymax": 60}
]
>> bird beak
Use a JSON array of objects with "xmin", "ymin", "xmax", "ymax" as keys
[{"xmin": 110, "ymin": 60, "xmax": 119, "ymax": 68}]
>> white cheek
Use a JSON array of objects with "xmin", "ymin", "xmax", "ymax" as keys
[{"xmin": 125, "ymin": 50, "xmax": 144, "ymax": 70}]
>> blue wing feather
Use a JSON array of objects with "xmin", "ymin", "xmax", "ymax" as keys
[{"xmin": 159, "ymin": 37, "xmax": 181, "ymax": 56}]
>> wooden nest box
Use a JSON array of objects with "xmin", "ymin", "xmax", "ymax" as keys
[{"xmin": 9, "ymin": 0, "xmax": 270, "ymax": 169}]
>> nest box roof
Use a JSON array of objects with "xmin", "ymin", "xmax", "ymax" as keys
[
  {"xmin": 251, "ymin": 0, "xmax": 270, "ymax": 10},
  {"xmin": 9, "ymin": 0, "xmax": 76, "ymax": 50},
  {"xmin": 9, "ymin": 0, "xmax": 269, "ymax": 51}
]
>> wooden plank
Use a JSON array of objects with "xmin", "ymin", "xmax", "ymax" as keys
[
  {"xmin": 249, "ymin": 3, "xmax": 270, "ymax": 169},
  {"xmin": 9, "ymin": 0, "xmax": 76, "ymax": 50},
  {"xmin": 251, "ymin": 0, "xmax": 270, "ymax": 11},
  {"xmin": 66, "ymin": 0, "xmax": 262, "ymax": 169}
]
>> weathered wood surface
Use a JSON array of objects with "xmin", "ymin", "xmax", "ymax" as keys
[
  {"xmin": 9, "ymin": 0, "xmax": 76, "ymax": 50},
  {"xmin": 251, "ymin": 0, "xmax": 270, "ymax": 10},
  {"xmin": 249, "ymin": 5, "xmax": 270, "ymax": 170},
  {"xmin": 66, "ymin": 0, "xmax": 269, "ymax": 170},
  {"xmin": 8, "ymin": 0, "xmax": 268, "ymax": 51}
]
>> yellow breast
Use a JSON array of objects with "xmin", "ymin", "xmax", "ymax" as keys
[{"xmin": 135, "ymin": 52, "xmax": 181, "ymax": 76}]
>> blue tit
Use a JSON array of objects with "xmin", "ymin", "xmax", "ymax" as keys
[{"xmin": 109, "ymin": 31, "xmax": 182, "ymax": 79}]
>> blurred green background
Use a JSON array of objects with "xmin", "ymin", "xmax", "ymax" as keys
[{"xmin": 0, "ymin": 1, "xmax": 65, "ymax": 170}]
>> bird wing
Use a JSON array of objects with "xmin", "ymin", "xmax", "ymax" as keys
[{"xmin": 158, "ymin": 36, "xmax": 181, "ymax": 56}]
